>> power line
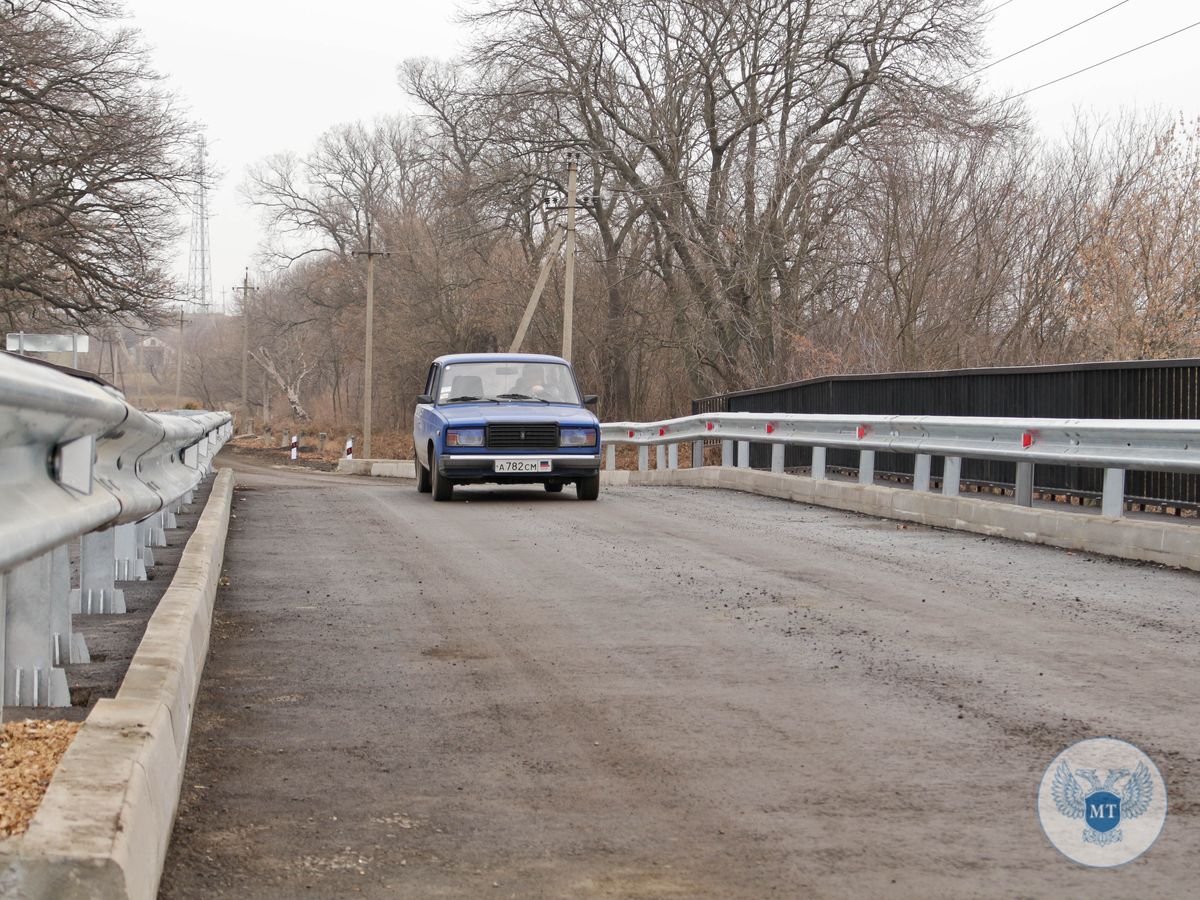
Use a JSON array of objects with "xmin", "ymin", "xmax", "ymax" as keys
[
  {"xmin": 1012, "ymin": 17, "xmax": 1200, "ymax": 98},
  {"xmin": 968, "ymin": 1, "xmax": 1131, "ymax": 79},
  {"xmin": 986, "ymin": 0, "xmax": 1021, "ymax": 13}
]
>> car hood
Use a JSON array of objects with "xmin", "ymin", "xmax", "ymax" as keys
[{"xmin": 437, "ymin": 403, "xmax": 599, "ymax": 427}]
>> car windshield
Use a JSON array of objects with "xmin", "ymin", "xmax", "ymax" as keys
[{"xmin": 438, "ymin": 361, "xmax": 581, "ymax": 405}]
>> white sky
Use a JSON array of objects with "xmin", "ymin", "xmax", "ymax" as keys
[{"xmin": 120, "ymin": 0, "xmax": 1200, "ymax": 310}]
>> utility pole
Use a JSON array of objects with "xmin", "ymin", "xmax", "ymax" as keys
[
  {"xmin": 232, "ymin": 268, "xmax": 258, "ymax": 431},
  {"xmin": 174, "ymin": 297, "xmax": 211, "ymax": 408},
  {"xmin": 352, "ymin": 221, "xmax": 389, "ymax": 459},
  {"xmin": 562, "ymin": 151, "xmax": 580, "ymax": 362},
  {"xmin": 512, "ymin": 156, "xmax": 596, "ymax": 356},
  {"xmin": 174, "ymin": 305, "xmax": 184, "ymax": 407}
]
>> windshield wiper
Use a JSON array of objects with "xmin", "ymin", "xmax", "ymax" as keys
[
  {"xmin": 443, "ymin": 395, "xmax": 498, "ymax": 403},
  {"xmin": 493, "ymin": 392, "xmax": 553, "ymax": 403}
]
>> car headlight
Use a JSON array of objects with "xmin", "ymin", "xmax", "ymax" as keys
[
  {"xmin": 560, "ymin": 427, "xmax": 597, "ymax": 448},
  {"xmin": 446, "ymin": 427, "xmax": 485, "ymax": 447}
]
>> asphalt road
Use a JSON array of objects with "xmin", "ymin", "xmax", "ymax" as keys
[{"xmin": 159, "ymin": 453, "xmax": 1199, "ymax": 898}]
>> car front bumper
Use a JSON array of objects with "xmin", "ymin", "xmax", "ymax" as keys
[{"xmin": 439, "ymin": 453, "xmax": 601, "ymax": 483}]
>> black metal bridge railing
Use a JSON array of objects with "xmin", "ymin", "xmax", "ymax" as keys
[{"xmin": 692, "ymin": 358, "xmax": 1200, "ymax": 508}]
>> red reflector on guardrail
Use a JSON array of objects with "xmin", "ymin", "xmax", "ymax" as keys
[
  {"xmin": 628, "ymin": 430, "xmax": 634, "ymax": 438},
  {"xmin": 856, "ymin": 425, "xmax": 868, "ymax": 439},
  {"xmin": 706, "ymin": 422, "xmax": 714, "ymax": 431},
  {"xmin": 766, "ymin": 423, "xmax": 775, "ymax": 434},
  {"xmin": 659, "ymin": 427, "xmax": 665, "ymax": 436},
  {"xmin": 1022, "ymin": 432, "xmax": 1034, "ymax": 448}
]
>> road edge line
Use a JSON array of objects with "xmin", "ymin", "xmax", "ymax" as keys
[{"xmin": 0, "ymin": 468, "xmax": 234, "ymax": 900}]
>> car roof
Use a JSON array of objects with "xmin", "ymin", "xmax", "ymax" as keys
[{"xmin": 433, "ymin": 353, "xmax": 570, "ymax": 366}]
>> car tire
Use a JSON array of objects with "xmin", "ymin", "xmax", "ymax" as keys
[
  {"xmin": 431, "ymin": 449, "xmax": 454, "ymax": 501},
  {"xmin": 576, "ymin": 473, "xmax": 600, "ymax": 501},
  {"xmin": 544, "ymin": 482, "xmax": 564, "ymax": 493},
  {"xmin": 416, "ymin": 449, "xmax": 432, "ymax": 493}
]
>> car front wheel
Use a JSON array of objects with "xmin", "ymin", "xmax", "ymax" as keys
[
  {"xmin": 431, "ymin": 448, "xmax": 454, "ymax": 501},
  {"xmin": 576, "ymin": 473, "xmax": 600, "ymax": 501}
]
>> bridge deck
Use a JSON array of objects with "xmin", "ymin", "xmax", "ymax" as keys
[{"xmin": 160, "ymin": 453, "xmax": 1198, "ymax": 898}]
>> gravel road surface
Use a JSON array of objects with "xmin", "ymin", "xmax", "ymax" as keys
[{"xmin": 160, "ymin": 454, "xmax": 1198, "ymax": 898}]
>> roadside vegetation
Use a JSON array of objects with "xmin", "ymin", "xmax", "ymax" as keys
[{"xmin": 4, "ymin": 1, "xmax": 1198, "ymax": 431}]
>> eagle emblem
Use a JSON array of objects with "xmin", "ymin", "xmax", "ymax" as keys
[{"xmin": 1052, "ymin": 760, "xmax": 1154, "ymax": 847}]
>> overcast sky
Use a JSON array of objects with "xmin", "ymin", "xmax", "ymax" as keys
[{"xmin": 120, "ymin": 0, "xmax": 1200, "ymax": 312}]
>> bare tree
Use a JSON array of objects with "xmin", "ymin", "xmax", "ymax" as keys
[
  {"xmin": 0, "ymin": 0, "xmax": 194, "ymax": 328},
  {"xmin": 462, "ymin": 0, "xmax": 996, "ymax": 392}
]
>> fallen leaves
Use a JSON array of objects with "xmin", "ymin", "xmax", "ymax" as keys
[{"xmin": 0, "ymin": 719, "xmax": 81, "ymax": 838}]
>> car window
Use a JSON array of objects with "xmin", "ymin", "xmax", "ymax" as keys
[
  {"xmin": 423, "ymin": 364, "xmax": 437, "ymax": 395},
  {"xmin": 437, "ymin": 362, "xmax": 581, "ymax": 404}
]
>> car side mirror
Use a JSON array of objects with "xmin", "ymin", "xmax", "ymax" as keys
[
  {"xmin": 416, "ymin": 394, "xmax": 433, "ymax": 404},
  {"xmin": 582, "ymin": 394, "xmax": 598, "ymax": 406}
]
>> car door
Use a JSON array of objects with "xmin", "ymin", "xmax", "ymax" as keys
[{"xmin": 414, "ymin": 363, "xmax": 439, "ymax": 467}]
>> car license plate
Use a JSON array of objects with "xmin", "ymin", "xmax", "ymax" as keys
[{"xmin": 494, "ymin": 459, "xmax": 552, "ymax": 473}]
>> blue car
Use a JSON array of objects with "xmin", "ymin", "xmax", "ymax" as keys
[{"xmin": 413, "ymin": 353, "xmax": 602, "ymax": 501}]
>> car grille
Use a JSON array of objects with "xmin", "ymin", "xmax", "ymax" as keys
[{"xmin": 486, "ymin": 423, "xmax": 559, "ymax": 450}]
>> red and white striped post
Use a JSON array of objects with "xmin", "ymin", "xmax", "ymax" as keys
[
  {"xmin": 345, "ymin": 436, "xmax": 354, "ymax": 459},
  {"xmin": 290, "ymin": 434, "xmax": 298, "ymax": 461}
]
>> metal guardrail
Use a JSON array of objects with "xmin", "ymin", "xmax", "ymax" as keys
[
  {"xmin": 600, "ymin": 412, "xmax": 1200, "ymax": 519},
  {"xmin": 0, "ymin": 352, "xmax": 231, "ymax": 711},
  {"xmin": 692, "ymin": 358, "xmax": 1200, "ymax": 508}
]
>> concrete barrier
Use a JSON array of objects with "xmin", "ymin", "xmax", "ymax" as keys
[
  {"xmin": 602, "ymin": 467, "xmax": 1200, "ymax": 573},
  {"xmin": 335, "ymin": 457, "xmax": 416, "ymax": 478},
  {"xmin": 0, "ymin": 468, "xmax": 234, "ymax": 900}
]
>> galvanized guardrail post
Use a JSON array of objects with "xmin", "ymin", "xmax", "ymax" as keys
[
  {"xmin": 771, "ymin": 444, "xmax": 784, "ymax": 474},
  {"xmin": 914, "ymin": 453, "xmax": 932, "ymax": 492},
  {"xmin": 73, "ymin": 528, "xmax": 126, "ymax": 614},
  {"xmin": 812, "ymin": 447, "xmax": 827, "ymax": 479},
  {"xmin": 858, "ymin": 450, "xmax": 875, "ymax": 485},
  {"xmin": 2, "ymin": 550, "xmax": 71, "ymax": 707},
  {"xmin": 692, "ymin": 440, "xmax": 704, "ymax": 468},
  {"xmin": 943, "ymin": 457, "xmax": 962, "ymax": 496},
  {"xmin": 1015, "ymin": 462, "xmax": 1034, "ymax": 507},
  {"xmin": 51, "ymin": 544, "xmax": 89, "ymax": 665},
  {"xmin": 1103, "ymin": 468, "xmax": 1125, "ymax": 518}
]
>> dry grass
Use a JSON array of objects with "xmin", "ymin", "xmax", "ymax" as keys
[
  {"xmin": 0, "ymin": 719, "xmax": 81, "ymax": 837},
  {"xmin": 231, "ymin": 422, "xmax": 414, "ymax": 463}
]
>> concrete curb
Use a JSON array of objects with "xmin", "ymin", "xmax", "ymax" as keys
[
  {"xmin": 602, "ymin": 467, "xmax": 1200, "ymax": 572},
  {"xmin": 0, "ymin": 468, "xmax": 235, "ymax": 900},
  {"xmin": 335, "ymin": 457, "xmax": 416, "ymax": 479}
]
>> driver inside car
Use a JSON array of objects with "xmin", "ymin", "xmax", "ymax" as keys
[{"xmin": 513, "ymin": 364, "xmax": 546, "ymax": 397}]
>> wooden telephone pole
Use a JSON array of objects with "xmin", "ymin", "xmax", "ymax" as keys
[
  {"xmin": 562, "ymin": 151, "xmax": 579, "ymax": 362},
  {"xmin": 509, "ymin": 152, "xmax": 595, "ymax": 358},
  {"xmin": 174, "ymin": 305, "xmax": 185, "ymax": 408},
  {"xmin": 352, "ymin": 221, "xmax": 389, "ymax": 459},
  {"xmin": 232, "ymin": 268, "xmax": 258, "ymax": 430}
]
